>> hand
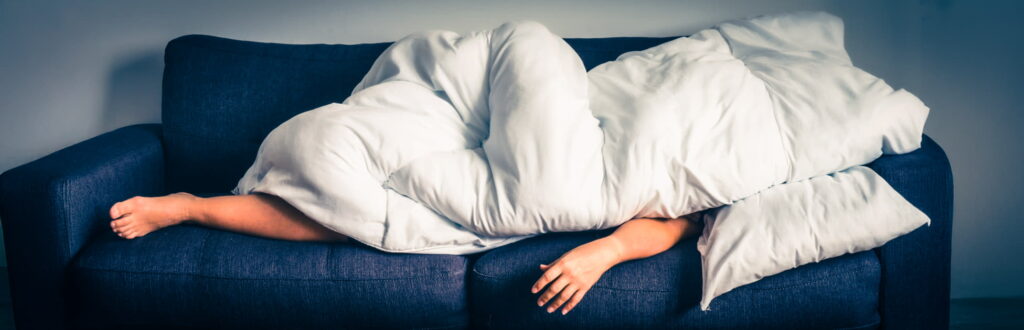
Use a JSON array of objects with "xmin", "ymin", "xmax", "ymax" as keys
[{"xmin": 531, "ymin": 236, "xmax": 624, "ymax": 315}]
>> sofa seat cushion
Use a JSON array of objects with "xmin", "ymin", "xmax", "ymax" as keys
[
  {"xmin": 70, "ymin": 224, "xmax": 470, "ymax": 329},
  {"xmin": 470, "ymin": 229, "xmax": 881, "ymax": 329}
]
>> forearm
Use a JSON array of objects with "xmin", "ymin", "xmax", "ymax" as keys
[
  {"xmin": 531, "ymin": 214, "xmax": 704, "ymax": 314},
  {"xmin": 605, "ymin": 215, "xmax": 702, "ymax": 264}
]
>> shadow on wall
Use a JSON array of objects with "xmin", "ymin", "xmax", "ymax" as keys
[
  {"xmin": 0, "ymin": 50, "xmax": 167, "ymax": 266},
  {"xmin": 0, "ymin": 51, "xmax": 163, "ymax": 268},
  {"xmin": 99, "ymin": 50, "xmax": 163, "ymax": 133}
]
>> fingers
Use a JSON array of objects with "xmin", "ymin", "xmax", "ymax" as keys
[
  {"xmin": 546, "ymin": 284, "xmax": 578, "ymax": 313},
  {"xmin": 531, "ymin": 264, "xmax": 562, "ymax": 294},
  {"xmin": 560, "ymin": 287, "xmax": 588, "ymax": 315},
  {"xmin": 532, "ymin": 260, "xmax": 593, "ymax": 315},
  {"xmin": 537, "ymin": 277, "xmax": 570, "ymax": 307}
]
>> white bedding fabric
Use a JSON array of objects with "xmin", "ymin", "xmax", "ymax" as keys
[
  {"xmin": 696, "ymin": 165, "xmax": 929, "ymax": 310},
  {"xmin": 233, "ymin": 11, "xmax": 930, "ymax": 259}
]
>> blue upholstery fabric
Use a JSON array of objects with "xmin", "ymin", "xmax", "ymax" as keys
[
  {"xmin": 472, "ymin": 136, "xmax": 951, "ymax": 329},
  {"xmin": 162, "ymin": 35, "xmax": 392, "ymax": 193},
  {"xmin": 71, "ymin": 224, "xmax": 470, "ymax": 329},
  {"xmin": 566, "ymin": 37, "xmax": 676, "ymax": 70},
  {"xmin": 867, "ymin": 136, "xmax": 953, "ymax": 330},
  {"xmin": 0, "ymin": 33, "xmax": 953, "ymax": 329},
  {"xmin": 0, "ymin": 124, "xmax": 165, "ymax": 330},
  {"xmin": 160, "ymin": 35, "xmax": 676, "ymax": 193},
  {"xmin": 471, "ymin": 136, "xmax": 951, "ymax": 329},
  {"xmin": 471, "ymin": 230, "xmax": 881, "ymax": 329}
]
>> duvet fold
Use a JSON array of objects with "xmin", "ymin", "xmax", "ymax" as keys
[{"xmin": 233, "ymin": 11, "xmax": 929, "ymax": 254}]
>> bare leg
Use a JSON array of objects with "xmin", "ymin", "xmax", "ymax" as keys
[
  {"xmin": 531, "ymin": 215, "xmax": 703, "ymax": 315},
  {"xmin": 109, "ymin": 192, "xmax": 349, "ymax": 242}
]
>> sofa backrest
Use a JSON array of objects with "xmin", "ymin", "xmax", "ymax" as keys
[{"xmin": 161, "ymin": 34, "xmax": 677, "ymax": 193}]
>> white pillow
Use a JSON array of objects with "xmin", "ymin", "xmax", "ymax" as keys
[{"xmin": 695, "ymin": 165, "xmax": 929, "ymax": 311}]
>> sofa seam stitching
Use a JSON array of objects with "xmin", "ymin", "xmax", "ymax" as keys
[{"xmin": 75, "ymin": 266, "xmax": 460, "ymax": 282}]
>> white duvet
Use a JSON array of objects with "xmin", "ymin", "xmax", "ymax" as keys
[{"xmin": 233, "ymin": 11, "xmax": 930, "ymax": 259}]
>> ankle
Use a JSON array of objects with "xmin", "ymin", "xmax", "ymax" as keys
[{"xmin": 180, "ymin": 193, "xmax": 205, "ymax": 224}]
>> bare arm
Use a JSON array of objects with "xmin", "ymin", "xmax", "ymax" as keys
[
  {"xmin": 606, "ymin": 215, "xmax": 701, "ymax": 262},
  {"xmin": 531, "ymin": 214, "xmax": 703, "ymax": 315}
]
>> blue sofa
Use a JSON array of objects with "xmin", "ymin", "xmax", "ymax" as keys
[{"xmin": 0, "ymin": 34, "xmax": 952, "ymax": 329}]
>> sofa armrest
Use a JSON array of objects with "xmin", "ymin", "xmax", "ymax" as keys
[
  {"xmin": 867, "ymin": 135, "xmax": 953, "ymax": 330},
  {"xmin": 0, "ymin": 124, "xmax": 165, "ymax": 330}
]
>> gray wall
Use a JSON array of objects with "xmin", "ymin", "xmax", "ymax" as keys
[{"xmin": 1, "ymin": 0, "xmax": 1021, "ymax": 299}]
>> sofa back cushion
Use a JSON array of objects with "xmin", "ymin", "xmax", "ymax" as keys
[{"xmin": 161, "ymin": 34, "xmax": 676, "ymax": 193}]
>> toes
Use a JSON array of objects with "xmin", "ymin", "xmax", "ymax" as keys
[
  {"xmin": 110, "ymin": 217, "xmax": 154, "ymax": 240},
  {"xmin": 111, "ymin": 218, "xmax": 137, "ymax": 238},
  {"xmin": 125, "ymin": 230, "xmax": 148, "ymax": 239},
  {"xmin": 112, "ymin": 195, "xmax": 146, "ymax": 219},
  {"xmin": 110, "ymin": 198, "xmax": 137, "ymax": 219},
  {"xmin": 110, "ymin": 218, "xmax": 132, "ymax": 230},
  {"xmin": 109, "ymin": 204, "xmax": 122, "ymax": 220}
]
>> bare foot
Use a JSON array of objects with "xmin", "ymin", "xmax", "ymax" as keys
[{"xmin": 109, "ymin": 192, "xmax": 199, "ymax": 239}]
